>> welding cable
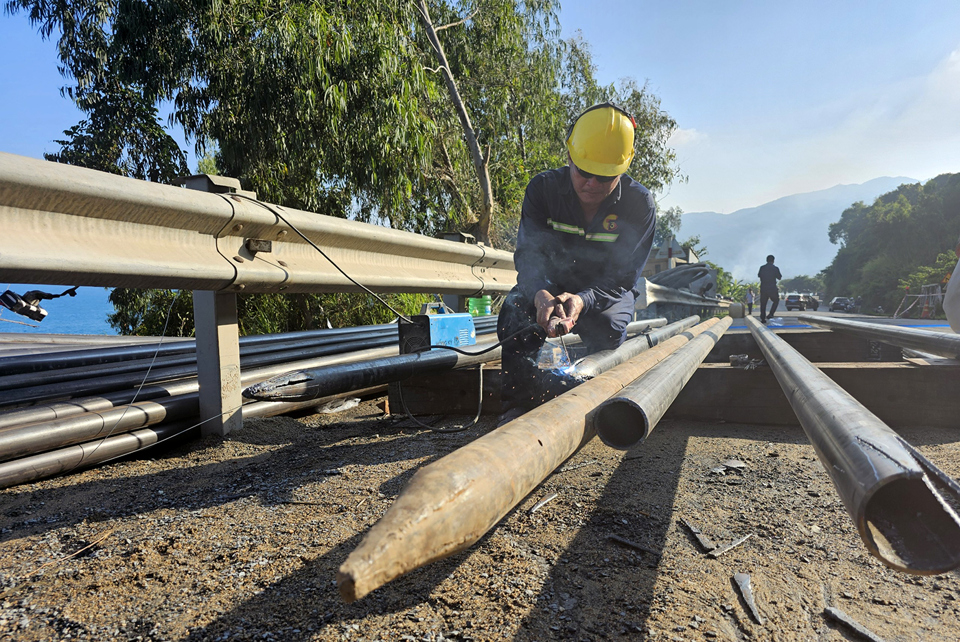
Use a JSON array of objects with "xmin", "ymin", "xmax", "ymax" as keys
[
  {"xmin": 395, "ymin": 364, "xmax": 484, "ymax": 433},
  {"xmin": 396, "ymin": 323, "xmax": 547, "ymax": 431},
  {"xmin": 225, "ymin": 194, "xmax": 417, "ymax": 323},
  {"xmin": 77, "ymin": 401, "xmax": 248, "ymax": 471},
  {"xmin": 414, "ymin": 323, "xmax": 545, "ymax": 356},
  {"xmin": 81, "ymin": 289, "xmax": 183, "ymax": 464}
]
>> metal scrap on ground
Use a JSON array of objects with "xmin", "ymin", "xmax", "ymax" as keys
[
  {"xmin": 679, "ymin": 517, "xmax": 717, "ymax": 552},
  {"xmin": 708, "ymin": 533, "xmax": 754, "ymax": 559},
  {"xmin": 733, "ymin": 573, "xmax": 763, "ymax": 625},
  {"xmin": 823, "ymin": 606, "xmax": 887, "ymax": 642},
  {"xmin": 529, "ymin": 492, "xmax": 558, "ymax": 514}
]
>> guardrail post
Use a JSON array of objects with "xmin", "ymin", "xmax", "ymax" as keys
[{"xmin": 193, "ymin": 290, "xmax": 242, "ymax": 436}]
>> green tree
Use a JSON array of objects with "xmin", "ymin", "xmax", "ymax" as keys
[
  {"xmin": 780, "ymin": 274, "xmax": 824, "ymax": 294},
  {"xmin": 10, "ymin": 0, "xmax": 685, "ymax": 332},
  {"xmin": 823, "ymin": 174, "xmax": 960, "ymax": 311},
  {"xmin": 654, "ymin": 206, "xmax": 683, "ymax": 246}
]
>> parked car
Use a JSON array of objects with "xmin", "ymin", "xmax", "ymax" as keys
[
  {"xmin": 829, "ymin": 296, "xmax": 852, "ymax": 312},
  {"xmin": 784, "ymin": 293, "xmax": 806, "ymax": 311},
  {"xmin": 803, "ymin": 294, "xmax": 820, "ymax": 311}
]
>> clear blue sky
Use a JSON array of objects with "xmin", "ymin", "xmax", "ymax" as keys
[
  {"xmin": 3, "ymin": 2, "xmax": 960, "ymax": 214},
  {"xmin": 558, "ymin": 0, "xmax": 960, "ymax": 212}
]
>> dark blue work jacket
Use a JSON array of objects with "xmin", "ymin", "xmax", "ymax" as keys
[{"xmin": 514, "ymin": 166, "xmax": 657, "ymax": 314}]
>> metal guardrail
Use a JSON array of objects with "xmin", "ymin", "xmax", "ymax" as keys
[
  {"xmin": 0, "ymin": 152, "xmax": 721, "ymax": 435},
  {"xmin": 0, "ymin": 153, "xmax": 515, "ymax": 294},
  {"xmin": 636, "ymin": 279, "xmax": 731, "ymax": 309}
]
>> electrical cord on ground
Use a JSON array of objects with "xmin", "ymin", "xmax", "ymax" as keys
[
  {"xmin": 396, "ymin": 323, "xmax": 548, "ymax": 431},
  {"xmin": 396, "ymin": 364, "xmax": 484, "ymax": 433},
  {"xmin": 225, "ymin": 193, "xmax": 415, "ymax": 323}
]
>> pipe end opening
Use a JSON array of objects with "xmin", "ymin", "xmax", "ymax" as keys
[
  {"xmin": 594, "ymin": 401, "xmax": 648, "ymax": 451},
  {"xmin": 863, "ymin": 477, "xmax": 960, "ymax": 575}
]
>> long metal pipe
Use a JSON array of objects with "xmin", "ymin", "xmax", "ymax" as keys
[
  {"xmin": 0, "ymin": 394, "xmax": 199, "ymax": 462},
  {"xmin": 0, "ymin": 387, "xmax": 387, "ymax": 489},
  {"xmin": 591, "ymin": 316, "xmax": 732, "ymax": 449},
  {"xmin": 0, "ymin": 317, "xmax": 624, "ymax": 430},
  {"xmin": 573, "ymin": 315, "xmax": 699, "ymax": 378},
  {"xmin": 799, "ymin": 315, "xmax": 960, "ymax": 359},
  {"xmin": 0, "ymin": 317, "xmax": 500, "ymax": 377},
  {"xmin": 0, "ymin": 334, "xmax": 398, "ymax": 406},
  {"xmin": 0, "ymin": 339, "xmax": 407, "ymax": 459},
  {"xmin": 336, "ymin": 317, "xmax": 726, "ymax": 602},
  {"xmin": 0, "ymin": 323, "xmax": 498, "ymax": 407},
  {"xmin": 244, "ymin": 334, "xmax": 503, "ymax": 402},
  {"xmin": 0, "ymin": 343, "xmax": 403, "ymax": 429},
  {"xmin": 746, "ymin": 315, "xmax": 960, "ymax": 574},
  {"xmin": 0, "ymin": 328, "xmax": 407, "ymax": 391}
]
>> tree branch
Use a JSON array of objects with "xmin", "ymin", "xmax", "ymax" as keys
[{"xmin": 435, "ymin": 8, "xmax": 479, "ymax": 32}]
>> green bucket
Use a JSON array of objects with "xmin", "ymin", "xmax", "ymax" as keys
[{"xmin": 467, "ymin": 295, "xmax": 492, "ymax": 317}]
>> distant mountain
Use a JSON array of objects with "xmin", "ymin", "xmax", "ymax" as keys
[{"xmin": 678, "ymin": 177, "xmax": 918, "ymax": 281}]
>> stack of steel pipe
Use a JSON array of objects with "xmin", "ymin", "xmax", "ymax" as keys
[
  {"xmin": 0, "ymin": 316, "xmax": 668, "ymax": 488},
  {"xmin": 0, "ymin": 317, "xmax": 499, "ymax": 488},
  {"xmin": 0, "ymin": 316, "xmax": 500, "ymax": 407}
]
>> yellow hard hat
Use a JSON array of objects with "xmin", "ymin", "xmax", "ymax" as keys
[{"xmin": 565, "ymin": 103, "xmax": 636, "ymax": 177}]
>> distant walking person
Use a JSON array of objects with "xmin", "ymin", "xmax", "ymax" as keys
[
  {"xmin": 757, "ymin": 255, "xmax": 782, "ymax": 324},
  {"xmin": 745, "ymin": 288, "xmax": 755, "ymax": 316}
]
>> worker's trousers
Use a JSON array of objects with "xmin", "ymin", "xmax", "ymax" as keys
[
  {"xmin": 760, "ymin": 290, "xmax": 779, "ymax": 322},
  {"xmin": 496, "ymin": 286, "xmax": 635, "ymax": 413}
]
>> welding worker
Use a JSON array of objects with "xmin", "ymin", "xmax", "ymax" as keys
[{"xmin": 496, "ymin": 102, "xmax": 657, "ymax": 425}]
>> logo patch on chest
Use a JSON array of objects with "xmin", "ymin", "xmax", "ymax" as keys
[{"xmin": 602, "ymin": 214, "xmax": 619, "ymax": 231}]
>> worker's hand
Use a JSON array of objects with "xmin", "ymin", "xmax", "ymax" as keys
[
  {"xmin": 554, "ymin": 292, "xmax": 584, "ymax": 325},
  {"xmin": 534, "ymin": 290, "xmax": 583, "ymax": 338},
  {"xmin": 534, "ymin": 289, "xmax": 559, "ymax": 331}
]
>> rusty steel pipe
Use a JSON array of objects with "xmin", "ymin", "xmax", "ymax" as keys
[
  {"xmin": 799, "ymin": 315, "xmax": 960, "ymax": 359},
  {"xmin": 746, "ymin": 315, "xmax": 960, "ymax": 575},
  {"xmin": 336, "ymin": 316, "xmax": 727, "ymax": 602},
  {"xmin": 591, "ymin": 316, "xmax": 732, "ymax": 449}
]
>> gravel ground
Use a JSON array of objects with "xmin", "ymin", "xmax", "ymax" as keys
[{"xmin": 1, "ymin": 398, "xmax": 958, "ymax": 641}]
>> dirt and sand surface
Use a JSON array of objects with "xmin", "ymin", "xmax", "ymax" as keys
[{"xmin": 1, "ymin": 398, "xmax": 958, "ymax": 641}]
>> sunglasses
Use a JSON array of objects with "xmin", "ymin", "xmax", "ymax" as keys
[{"xmin": 573, "ymin": 164, "xmax": 617, "ymax": 183}]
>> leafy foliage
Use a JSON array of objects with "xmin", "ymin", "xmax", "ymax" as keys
[
  {"xmin": 10, "ymin": 0, "xmax": 685, "ymax": 332},
  {"xmin": 107, "ymin": 288, "xmax": 433, "ymax": 336},
  {"xmin": 780, "ymin": 274, "xmax": 824, "ymax": 294},
  {"xmin": 654, "ymin": 206, "xmax": 683, "ymax": 246},
  {"xmin": 45, "ymin": 88, "xmax": 188, "ymax": 182},
  {"xmin": 823, "ymin": 174, "xmax": 960, "ymax": 312},
  {"xmin": 706, "ymin": 261, "xmax": 753, "ymax": 301}
]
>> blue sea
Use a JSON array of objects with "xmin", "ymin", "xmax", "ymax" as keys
[{"xmin": 0, "ymin": 284, "xmax": 116, "ymax": 335}]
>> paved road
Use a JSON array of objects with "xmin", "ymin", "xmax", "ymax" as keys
[{"xmin": 730, "ymin": 306, "xmax": 953, "ymax": 331}]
